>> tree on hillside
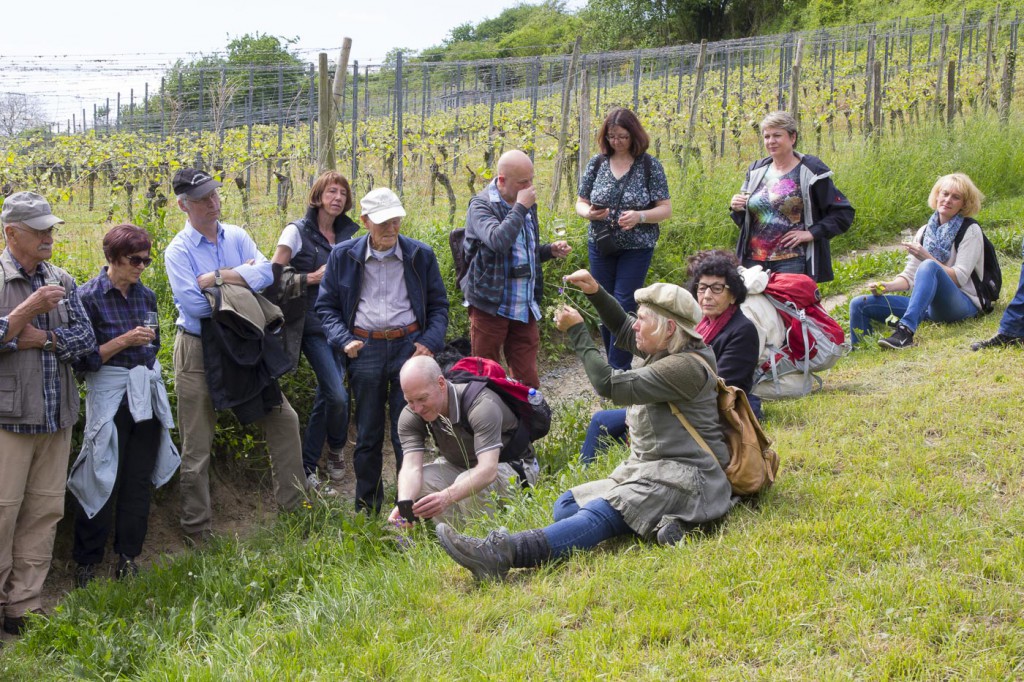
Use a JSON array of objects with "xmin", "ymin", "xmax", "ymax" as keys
[{"xmin": 0, "ymin": 94, "xmax": 45, "ymax": 137}]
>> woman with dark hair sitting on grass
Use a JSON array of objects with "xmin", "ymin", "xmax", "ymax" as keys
[{"xmin": 686, "ymin": 250, "xmax": 762, "ymax": 420}]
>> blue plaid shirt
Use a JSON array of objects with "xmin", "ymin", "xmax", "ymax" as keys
[
  {"xmin": 488, "ymin": 183, "xmax": 541, "ymax": 323},
  {"xmin": 0, "ymin": 252, "xmax": 95, "ymax": 434},
  {"xmin": 73, "ymin": 267, "xmax": 159, "ymax": 374}
]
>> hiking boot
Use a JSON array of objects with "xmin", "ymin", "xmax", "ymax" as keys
[
  {"xmin": 435, "ymin": 523, "xmax": 514, "ymax": 581},
  {"xmin": 306, "ymin": 472, "xmax": 339, "ymax": 498},
  {"xmin": 2, "ymin": 608, "xmax": 45, "ymax": 636},
  {"xmin": 116, "ymin": 555, "xmax": 140, "ymax": 580},
  {"xmin": 183, "ymin": 529, "xmax": 213, "ymax": 549},
  {"xmin": 656, "ymin": 521, "xmax": 688, "ymax": 547},
  {"xmin": 326, "ymin": 450, "xmax": 346, "ymax": 483},
  {"xmin": 878, "ymin": 323, "xmax": 915, "ymax": 350},
  {"xmin": 970, "ymin": 332, "xmax": 1024, "ymax": 351},
  {"xmin": 75, "ymin": 563, "xmax": 97, "ymax": 589}
]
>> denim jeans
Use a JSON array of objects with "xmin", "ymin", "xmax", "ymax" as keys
[
  {"xmin": 347, "ymin": 335, "xmax": 415, "ymax": 513},
  {"xmin": 579, "ymin": 409, "xmax": 628, "ymax": 464},
  {"xmin": 588, "ymin": 242, "xmax": 654, "ymax": 370},
  {"xmin": 998, "ymin": 244, "xmax": 1024, "ymax": 337},
  {"xmin": 848, "ymin": 260, "xmax": 978, "ymax": 344},
  {"xmin": 542, "ymin": 490, "xmax": 633, "ymax": 558},
  {"xmin": 742, "ymin": 254, "xmax": 807, "ymax": 276},
  {"xmin": 300, "ymin": 333, "xmax": 350, "ymax": 475}
]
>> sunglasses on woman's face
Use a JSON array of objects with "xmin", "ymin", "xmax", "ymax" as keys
[{"xmin": 126, "ymin": 256, "xmax": 153, "ymax": 267}]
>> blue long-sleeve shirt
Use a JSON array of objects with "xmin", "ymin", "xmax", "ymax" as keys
[{"xmin": 164, "ymin": 221, "xmax": 272, "ymax": 335}]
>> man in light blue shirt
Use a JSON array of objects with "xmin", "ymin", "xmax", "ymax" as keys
[{"xmin": 164, "ymin": 168, "xmax": 305, "ymax": 547}]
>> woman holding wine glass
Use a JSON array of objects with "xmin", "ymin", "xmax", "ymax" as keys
[{"xmin": 68, "ymin": 224, "xmax": 179, "ymax": 587}]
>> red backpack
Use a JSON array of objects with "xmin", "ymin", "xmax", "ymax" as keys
[
  {"xmin": 754, "ymin": 273, "xmax": 849, "ymax": 397},
  {"xmin": 445, "ymin": 357, "xmax": 552, "ymax": 461}
]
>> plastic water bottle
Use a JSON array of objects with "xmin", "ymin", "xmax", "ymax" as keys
[{"xmin": 527, "ymin": 388, "xmax": 544, "ymax": 406}]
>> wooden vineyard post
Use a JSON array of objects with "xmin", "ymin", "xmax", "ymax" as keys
[
  {"xmin": 863, "ymin": 34, "xmax": 875, "ymax": 137},
  {"xmin": 947, "ymin": 60, "xmax": 956, "ymax": 126},
  {"xmin": 549, "ymin": 36, "xmax": 582, "ymax": 212},
  {"xmin": 999, "ymin": 50, "xmax": 1016, "ymax": 124},
  {"xmin": 333, "ymin": 38, "xmax": 351, "ymax": 158},
  {"xmin": 318, "ymin": 53, "xmax": 335, "ymax": 172},
  {"xmin": 872, "ymin": 60, "xmax": 882, "ymax": 137},
  {"xmin": 789, "ymin": 38, "xmax": 804, "ymax": 126},
  {"xmin": 935, "ymin": 24, "xmax": 949, "ymax": 121},
  {"xmin": 579, "ymin": 68, "xmax": 591, "ymax": 183},
  {"xmin": 681, "ymin": 40, "xmax": 708, "ymax": 182}
]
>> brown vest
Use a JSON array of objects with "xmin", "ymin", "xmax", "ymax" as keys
[{"xmin": 0, "ymin": 249, "xmax": 81, "ymax": 430}]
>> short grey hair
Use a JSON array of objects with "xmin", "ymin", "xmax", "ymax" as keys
[
  {"xmin": 639, "ymin": 304, "xmax": 700, "ymax": 355},
  {"xmin": 760, "ymin": 111, "xmax": 799, "ymax": 138}
]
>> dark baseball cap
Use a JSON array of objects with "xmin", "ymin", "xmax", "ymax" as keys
[
  {"xmin": 172, "ymin": 168, "xmax": 222, "ymax": 200},
  {"xmin": 1, "ymin": 192, "xmax": 64, "ymax": 230}
]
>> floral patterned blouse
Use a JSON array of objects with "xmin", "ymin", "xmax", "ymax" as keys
[{"xmin": 578, "ymin": 153, "xmax": 670, "ymax": 250}]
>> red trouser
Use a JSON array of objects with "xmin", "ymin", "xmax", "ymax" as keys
[{"xmin": 468, "ymin": 306, "xmax": 540, "ymax": 388}]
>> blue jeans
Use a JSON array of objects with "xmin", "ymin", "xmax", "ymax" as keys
[
  {"xmin": 588, "ymin": 242, "xmax": 654, "ymax": 370},
  {"xmin": 300, "ymin": 334, "xmax": 350, "ymax": 476},
  {"xmin": 347, "ymin": 335, "xmax": 415, "ymax": 513},
  {"xmin": 542, "ymin": 491, "xmax": 633, "ymax": 559},
  {"xmin": 849, "ymin": 260, "xmax": 978, "ymax": 344},
  {"xmin": 742, "ymin": 255, "xmax": 807, "ymax": 276},
  {"xmin": 579, "ymin": 409, "xmax": 628, "ymax": 464},
  {"xmin": 998, "ymin": 245, "xmax": 1024, "ymax": 337}
]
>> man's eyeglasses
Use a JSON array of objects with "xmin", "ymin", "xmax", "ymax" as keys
[
  {"xmin": 13, "ymin": 225, "xmax": 59, "ymax": 238},
  {"xmin": 126, "ymin": 255, "xmax": 153, "ymax": 267},
  {"xmin": 697, "ymin": 283, "xmax": 729, "ymax": 295}
]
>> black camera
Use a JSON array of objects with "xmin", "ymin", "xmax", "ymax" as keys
[{"xmin": 510, "ymin": 263, "xmax": 532, "ymax": 279}]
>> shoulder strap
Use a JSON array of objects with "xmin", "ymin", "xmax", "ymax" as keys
[
  {"xmin": 668, "ymin": 351, "xmax": 718, "ymax": 456},
  {"xmin": 952, "ymin": 217, "xmax": 978, "ymax": 248}
]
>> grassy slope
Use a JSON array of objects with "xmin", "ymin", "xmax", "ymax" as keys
[{"xmin": 3, "ymin": 311, "xmax": 1023, "ymax": 679}]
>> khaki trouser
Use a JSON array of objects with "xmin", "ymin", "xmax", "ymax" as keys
[
  {"xmin": 173, "ymin": 332, "xmax": 305, "ymax": 534},
  {"xmin": 0, "ymin": 427, "xmax": 71, "ymax": 618},
  {"xmin": 420, "ymin": 458, "xmax": 538, "ymax": 526}
]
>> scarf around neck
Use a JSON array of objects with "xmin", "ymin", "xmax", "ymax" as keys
[
  {"xmin": 922, "ymin": 212, "xmax": 964, "ymax": 264},
  {"xmin": 696, "ymin": 304, "xmax": 738, "ymax": 344}
]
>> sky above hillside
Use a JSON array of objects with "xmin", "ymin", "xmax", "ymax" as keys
[{"xmin": 3, "ymin": 0, "xmax": 585, "ymax": 123}]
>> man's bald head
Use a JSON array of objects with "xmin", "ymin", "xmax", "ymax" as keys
[
  {"xmin": 495, "ymin": 150, "xmax": 534, "ymax": 205},
  {"xmin": 400, "ymin": 356, "xmax": 448, "ymax": 422}
]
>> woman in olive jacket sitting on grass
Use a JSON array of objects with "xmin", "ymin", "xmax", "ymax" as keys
[{"xmin": 435, "ymin": 272, "xmax": 735, "ymax": 581}]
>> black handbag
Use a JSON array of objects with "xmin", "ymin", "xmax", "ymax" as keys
[{"xmin": 589, "ymin": 157, "xmax": 644, "ymax": 257}]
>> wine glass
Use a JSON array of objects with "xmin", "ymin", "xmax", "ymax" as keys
[
  {"xmin": 551, "ymin": 219, "xmax": 567, "ymax": 239},
  {"xmin": 143, "ymin": 311, "xmax": 159, "ymax": 348}
]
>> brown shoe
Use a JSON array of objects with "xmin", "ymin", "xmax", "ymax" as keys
[{"xmin": 183, "ymin": 529, "xmax": 213, "ymax": 549}]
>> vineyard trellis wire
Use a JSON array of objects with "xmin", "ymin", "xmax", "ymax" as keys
[{"xmin": 2, "ymin": 8, "xmax": 1021, "ymax": 224}]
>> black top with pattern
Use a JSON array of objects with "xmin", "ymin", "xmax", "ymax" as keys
[{"xmin": 578, "ymin": 153, "xmax": 670, "ymax": 250}]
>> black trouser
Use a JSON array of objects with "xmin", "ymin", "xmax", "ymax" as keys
[{"xmin": 72, "ymin": 402, "xmax": 161, "ymax": 565}]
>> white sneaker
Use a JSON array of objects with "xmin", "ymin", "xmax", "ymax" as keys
[
  {"xmin": 326, "ymin": 450, "xmax": 346, "ymax": 483},
  {"xmin": 306, "ymin": 472, "xmax": 339, "ymax": 498}
]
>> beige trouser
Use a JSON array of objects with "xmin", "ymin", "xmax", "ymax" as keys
[
  {"xmin": 0, "ymin": 427, "xmax": 71, "ymax": 618},
  {"xmin": 174, "ymin": 332, "xmax": 305, "ymax": 534},
  {"xmin": 420, "ymin": 458, "xmax": 538, "ymax": 526}
]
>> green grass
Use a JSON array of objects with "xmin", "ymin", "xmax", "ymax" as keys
[{"xmin": 4, "ymin": 292, "xmax": 1024, "ymax": 678}]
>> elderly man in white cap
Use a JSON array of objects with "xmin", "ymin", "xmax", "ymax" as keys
[
  {"xmin": 434, "ymin": 270, "xmax": 735, "ymax": 582},
  {"xmin": 316, "ymin": 188, "xmax": 449, "ymax": 513},
  {"xmin": 0, "ymin": 192, "xmax": 95, "ymax": 635}
]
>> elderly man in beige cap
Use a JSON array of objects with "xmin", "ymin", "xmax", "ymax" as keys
[
  {"xmin": 434, "ymin": 269, "xmax": 735, "ymax": 582},
  {"xmin": 315, "ymin": 188, "xmax": 449, "ymax": 514},
  {"xmin": 0, "ymin": 192, "xmax": 95, "ymax": 635}
]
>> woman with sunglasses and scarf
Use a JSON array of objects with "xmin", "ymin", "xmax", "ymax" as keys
[{"xmin": 68, "ymin": 224, "xmax": 179, "ymax": 587}]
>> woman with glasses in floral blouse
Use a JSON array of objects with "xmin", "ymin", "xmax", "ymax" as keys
[{"xmin": 576, "ymin": 108, "xmax": 672, "ymax": 370}]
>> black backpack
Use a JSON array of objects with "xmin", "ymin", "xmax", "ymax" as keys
[
  {"xmin": 449, "ymin": 226, "xmax": 471, "ymax": 288},
  {"xmin": 954, "ymin": 218, "xmax": 1001, "ymax": 314}
]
